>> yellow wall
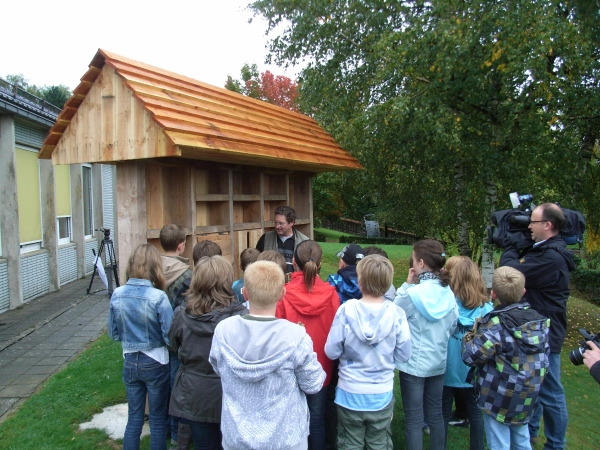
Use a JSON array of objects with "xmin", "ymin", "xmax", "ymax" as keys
[
  {"xmin": 54, "ymin": 165, "xmax": 71, "ymax": 217},
  {"xmin": 15, "ymin": 148, "xmax": 41, "ymax": 243}
]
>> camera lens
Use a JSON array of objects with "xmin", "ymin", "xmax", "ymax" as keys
[{"xmin": 569, "ymin": 347, "xmax": 585, "ymax": 366}]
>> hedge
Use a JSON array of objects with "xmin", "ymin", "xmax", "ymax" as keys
[
  {"xmin": 339, "ymin": 236, "xmax": 416, "ymax": 246},
  {"xmin": 314, "ymin": 231, "xmax": 326, "ymax": 242},
  {"xmin": 571, "ymin": 269, "xmax": 600, "ymax": 305}
]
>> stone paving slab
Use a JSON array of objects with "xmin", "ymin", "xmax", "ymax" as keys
[{"xmin": 0, "ymin": 276, "xmax": 111, "ymax": 423}]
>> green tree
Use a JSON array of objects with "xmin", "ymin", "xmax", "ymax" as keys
[
  {"xmin": 251, "ymin": 0, "xmax": 600, "ymax": 277},
  {"xmin": 5, "ymin": 73, "xmax": 71, "ymax": 108}
]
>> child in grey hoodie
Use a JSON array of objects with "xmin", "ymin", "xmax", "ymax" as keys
[
  {"xmin": 209, "ymin": 261, "xmax": 325, "ymax": 450},
  {"xmin": 325, "ymin": 255, "xmax": 411, "ymax": 449}
]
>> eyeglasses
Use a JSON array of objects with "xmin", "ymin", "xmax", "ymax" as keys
[
  {"xmin": 529, "ymin": 220, "xmax": 548, "ymax": 224},
  {"xmin": 274, "ymin": 221, "xmax": 289, "ymax": 227}
]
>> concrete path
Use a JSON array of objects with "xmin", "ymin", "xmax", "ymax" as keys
[{"xmin": 0, "ymin": 277, "xmax": 110, "ymax": 422}]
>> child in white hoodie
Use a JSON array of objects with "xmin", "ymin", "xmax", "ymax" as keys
[
  {"xmin": 209, "ymin": 260, "xmax": 325, "ymax": 450},
  {"xmin": 325, "ymin": 254, "xmax": 411, "ymax": 449}
]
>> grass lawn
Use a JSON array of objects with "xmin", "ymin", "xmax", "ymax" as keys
[
  {"xmin": 313, "ymin": 227, "xmax": 355, "ymax": 242},
  {"xmin": 1, "ymin": 245, "xmax": 599, "ymax": 449}
]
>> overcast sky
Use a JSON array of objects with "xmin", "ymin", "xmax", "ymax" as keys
[{"xmin": 1, "ymin": 0, "xmax": 298, "ymax": 90}]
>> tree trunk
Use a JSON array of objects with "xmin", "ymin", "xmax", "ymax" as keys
[
  {"xmin": 454, "ymin": 160, "xmax": 472, "ymax": 257},
  {"xmin": 481, "ymin": 179, "xmax": 497, "ymax": 289}
]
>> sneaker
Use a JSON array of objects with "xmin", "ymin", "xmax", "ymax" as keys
[
  {"xmin": 423, "ymin": 426, "xmax": 430, "ymax": 435},
  {"xmin": 448, "ymin": 418, "xmax": 469, "ymax": 427}
]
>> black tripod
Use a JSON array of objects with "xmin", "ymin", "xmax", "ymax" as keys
[{"xmin": 87, "ymin": 228, "xmax": 120, "ymax": 295}]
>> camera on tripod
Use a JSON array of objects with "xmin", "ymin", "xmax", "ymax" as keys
[
  {"xmin": 94, "ymin": 228, "xmax": 111, "ymax": 239},
  {"xmin": 487, "ymin": 192, "xmax": 585, "ymax": 249},
  {"xmin": 88, "ymin": 228, "xmax": 119, "ymax": 294}
]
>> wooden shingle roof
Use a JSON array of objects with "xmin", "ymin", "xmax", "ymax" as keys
[{"xmin": 39, "ymin": 49, "xmax": 362, "ymax": 173}]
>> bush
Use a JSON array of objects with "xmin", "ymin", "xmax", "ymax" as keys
[
  {"xmin": 571, "ymin": 269, "xmax": 600, "ymax": 305},
  {"xmin": 314, "ymin": 231, "xmax": 326, "ymax": 242},
  {"xmin": 339, "ymin": 236, "xmax": 416, "ymax": 246}
]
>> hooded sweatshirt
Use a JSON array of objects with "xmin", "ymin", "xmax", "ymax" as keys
[
  {"xmin": 209, "ymin": 315, "xmax": 325, "ymax": 450},
  {"xmin": 462, "ymin": 302, "xmax": 550, "ymax": 424},
  {"xmin": 161, "ymin": 255, "xmax": 192, "ymax": 306},
  {"xmin": 394, "ymin": 277, "xmax": 458, "ymax": 377},
  {"xmin": 324, "ymin": 299, "xmax": 411, "ymax": 395},
  {"xmin": 327, "ymin": 265, "xmax": 362, "ymax": 304},
  {"xmin": 168, "ymin": 301, "xmax": 246, "ymax": 423},
  {"xmin": 444, "ymin": 299, "xmax": 494, "ymax": 387},
  {"xmin": 277, "ymin": 272, "xmax": 340, "ymax": 386}
]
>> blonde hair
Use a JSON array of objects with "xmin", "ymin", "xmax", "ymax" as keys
[
  {"xmin": 492, "ymin": 266, "xmax": 525, "ymax": 305},
  {"xmin": 446, "ymin": 256, "xmax": 489, "ymax": 309},
  {"xmin": 357, "ymin": 254, "xmax": 394, "ymax": 297},
  {"xmin": 185, "ymin": 256, "xmax": 235, "ymax": 316},
  {"xmin": 293, "ymin": 240, "xmax": 322, "ymax": 293},
  {"xmin": 126, "ymin": 244, "xmax": 165, "ymax": 290},
  {"xmin": 257, "ymin": 250, "xmax": 287, "ymax": 274},
  {"xmin": 244, "ymin": 260, "xmax": 285, "ymax": 308}
]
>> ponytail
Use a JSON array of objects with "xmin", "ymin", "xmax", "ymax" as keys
[{"xmin": 293, "ymin": 240, "xmax": 323, "ymax": 293}]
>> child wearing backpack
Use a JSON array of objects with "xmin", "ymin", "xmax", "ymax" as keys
[{"xmin": 462, "ymin": 266, "xmax": 549, "ymax": 450}]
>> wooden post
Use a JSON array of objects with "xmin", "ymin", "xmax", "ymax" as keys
[
  {"xmin": 116, "ymin": 161, "xmax": 147, "ymax": 282},
  {"xmin": 39, "ymin": 159, "xmax": 59, "ymax": 292},
  {"xmin": 0, "ymin": 115, "xmax": 23, "ymax": 309},
  {"xmin": 228, "ymin": 169, "xmax": 235, "ymax": 265},
  {"xmin": 308, "ymin": 176, "xmax": 314, "ymax": 240},
  {"xmin": 70, "ymin": 164, "xmax": 85, "ymax": 278}
]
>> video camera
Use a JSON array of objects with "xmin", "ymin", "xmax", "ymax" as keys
[
  {"xmin": 94, "ymin": 228, "xmax": 111, "ymax": 239},
  {"xmin": 487, "ymin": 192, "xmax": 585, "ymax": 249}
]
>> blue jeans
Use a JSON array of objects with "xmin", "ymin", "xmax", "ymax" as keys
[
  {"xmin": 122, "ymin": 352, "xmax": 169, "ymax": 450},
  {"xmin": 527, "ymin": 353, "xmax": 567, "ymax": 450},
  {"xmin": 169, "ymin": 351, "xmax": 181, "ymax": 440},
  {"xmin": 180, "ymin": 418, "xmax": 222, "ymax": 450},
  {"xmin": 307, "ymin": 386, "xmax": 328, "ymax": 450},
  {"xmin": 483, "ymin": 413, "xmax": 531, "ymax": 450},
  {"xmin": 399, "ymin": 371, "xmax": 445, "ymax": 450},
  {"xmin": 442, "ymin": 386, "xmax": 485, "ymax": 450}
]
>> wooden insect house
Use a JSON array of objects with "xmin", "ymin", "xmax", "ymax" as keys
[{"xmin": 40, "ymin": 49, "xmax": 362, "ymax": 279}]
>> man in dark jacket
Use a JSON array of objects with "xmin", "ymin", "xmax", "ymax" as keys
[
  {"xmin": 499, "ymin": 203, "xmax": 576, "ymax": 450},
  {"xmin": 256, "ymin": 205, "xmax": 309, "ymax": 273}
]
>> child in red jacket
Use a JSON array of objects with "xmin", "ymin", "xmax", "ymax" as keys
[{"xmin": 276, "ymin": 240, "xmax": 340, "ymax": 450}]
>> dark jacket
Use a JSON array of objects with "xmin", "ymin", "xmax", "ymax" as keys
[
  {"xmin": 591, "ymin": 361, "xmax": 600, "ymax": 385},
  {"xmin": 499, "ymin": 234, "xmax": 576, "ymax": 353},
  {"xmin": 168, "ymin": 301, "xmax": 247, "ymax": 422},
  {"xmin": 173, "ymin": 278, "xmax": 191, "ymax": 310},
  {"xmin": 327, "ymin": 265, "xmax": 362, "ymax": 304},
  {"xmin": 462, "ymin": 302, "xmax": 550, "ymax": 425},
  {"xmin": 256, "ymin": 228, "xmax": 309, "ymax": 273}
]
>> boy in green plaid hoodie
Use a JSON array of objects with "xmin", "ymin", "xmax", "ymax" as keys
[{"xmin": 462, "ymin": 266, "xmax": 549, "ymax": 450}]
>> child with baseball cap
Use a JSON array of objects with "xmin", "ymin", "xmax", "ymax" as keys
[{"xmin": 328, "ymin": 244, "xmax": 365, "ymax": 304}]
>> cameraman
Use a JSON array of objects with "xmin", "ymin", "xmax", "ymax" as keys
[
  {"xmin": 499, "ymin": 203, "xmax": 576, "ymax": 450},
  {"xmin": 583, "ymin": 341, "xmax": 600, "ymax": 384}
]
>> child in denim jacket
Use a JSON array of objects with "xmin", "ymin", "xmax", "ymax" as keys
[{"xmin": 109, "ymin": 244, "xmax": 173, "ymax": 450}]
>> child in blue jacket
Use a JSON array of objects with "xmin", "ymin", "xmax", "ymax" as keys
[{"xmin": 328, "ymin": 244, "xmax": 365, "ymax": 304}]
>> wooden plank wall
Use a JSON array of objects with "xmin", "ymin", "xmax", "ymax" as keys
[
  {"xmin": 116, "ymin": 161, "xmax": 148, "ymax": 282},
  {"xmin": 117, "ymin": 160, "xmax": 313, "ymax": 279},
  {"xmin": 51, "ymin": 64, "xmax": 178, "ymax": 166}
]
